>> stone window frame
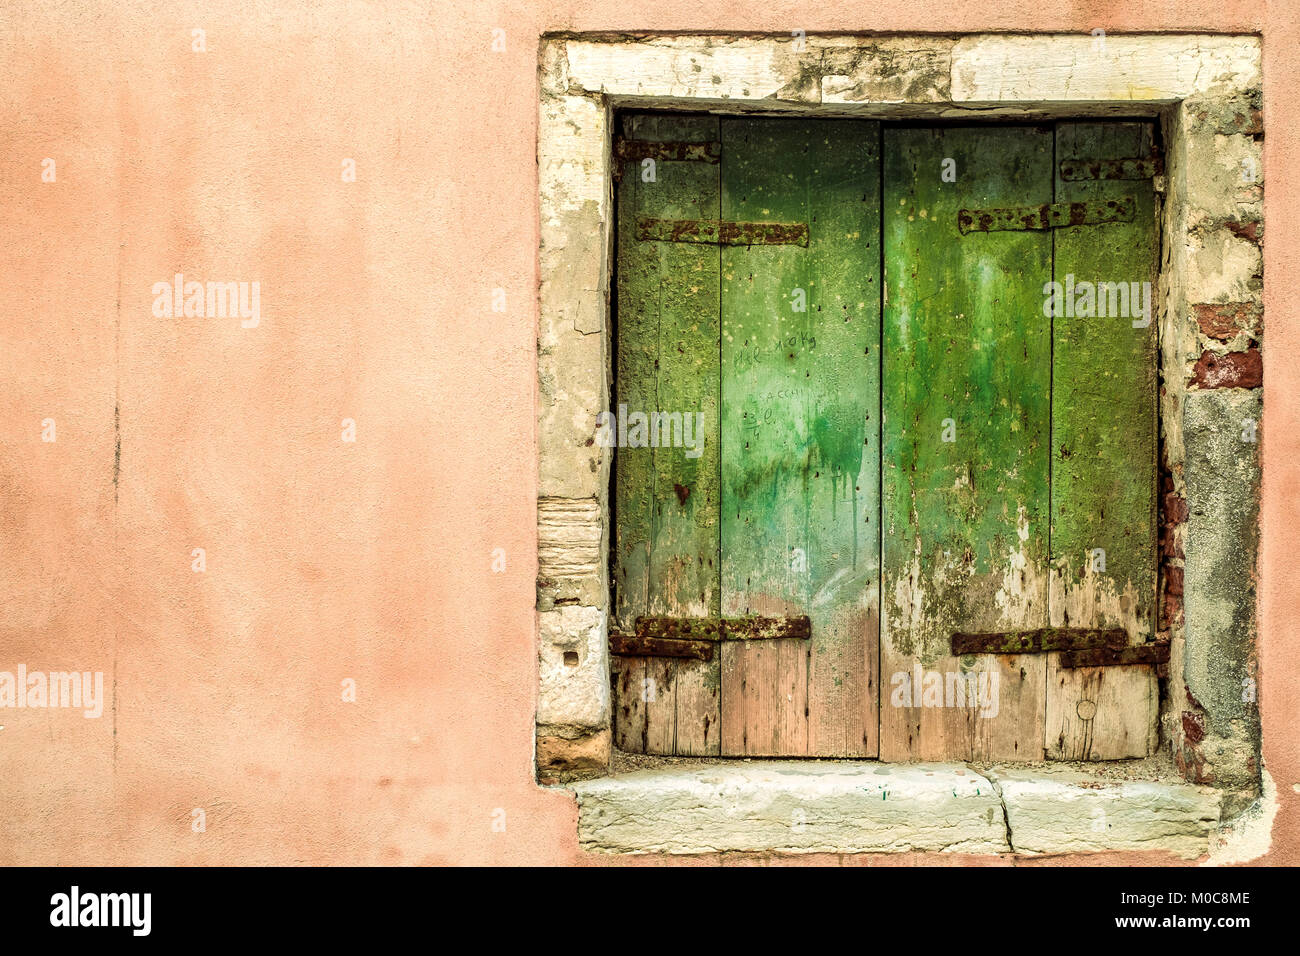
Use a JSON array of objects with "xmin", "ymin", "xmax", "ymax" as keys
[{"xmin": 535, "ymin": 33, "xmax": 1263, "ymax": 805}]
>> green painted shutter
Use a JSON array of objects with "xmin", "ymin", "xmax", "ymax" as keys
[
  {"xmin": 613, "ymin": 117, "xmax": 1159, "ymax": 762},
  {"xmin": 613, "ymin": 115, "xmax": 881, "ymax": 758},
  {"xmin": 719, "ymin": 118, "xmax": 881, "ymax": 756},
  {"xmin": 882, "ymin": 126, "xmax": 1054, "ymax": 762},
  {"xmin": 612, "ymin": 114, "xmax": 722, "ymax": 756},
  {"xmin": 1047, "ymin": 122, "xmax": 1160, "ymax": 759}
]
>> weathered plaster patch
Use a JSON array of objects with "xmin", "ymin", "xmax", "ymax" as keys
[
  {"xmin": 1206, "ymin": 763, "xmax": 1276, "ymax": 864},
  {"xmin": 1178, "ymin": 389, "xmax": 1261, "ymax": 791}
]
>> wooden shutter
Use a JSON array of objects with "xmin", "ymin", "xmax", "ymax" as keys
[
  {"xmin": 881, "ymin": 126, "xmax": 1054, "ymax": 762},
  {"xmin": 880, "ymin": 123, "xmax": 1160, "ymax": 762},
  {"xmin": 612, "ymin": 115, "xmax": 881, "ymax": 757},
  {"xmin": 612, "ymin": 114, "xmax": 723, "ymax": 756},
  {"xmin": 613, "ymin": 117, "xmax": 1159, "ymax": 762},
  {"xmin": 1046, "ymin": 122, "xmax": 1160, "ymax": 759},
  {"xmin": 719, "ymin": 118, "xmax": 881, "ymax": 757}
]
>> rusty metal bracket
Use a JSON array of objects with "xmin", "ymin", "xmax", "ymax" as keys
[
  {"xmin": 610, "ymin": 615, "xmax": 812, "ymax": 659},
  {"xmin": 958, "ymin": 197, "xmax": 1135, "ymax": 234},
  {"xmin": 613, "ymin": 138, "xmax": 720, "ymax": 181},
  {"xmin": 637, "ymin": 218, "xmax": 810, "ymax": 247},
  {"xmin": 951, "ymin": 627, "xmax": 1127, "ymax": 656},
  {"xmin": 1060, "ymin": 643, "xmax": 1171, "ymax": 669},
  {"xmin": 952, "ymin": 628, "xmax": 1166, "ymax": 669},
  {"xmin": 1059, "ymin": 157, "xmax": 1164, "ymax": 181},
  {"xmin": 608, "ymin": 633, "xmax": 714, "ymax": 662},
  {"xmin": 637, "ymin": 615, "xmax": 811, "ymax": 642}
]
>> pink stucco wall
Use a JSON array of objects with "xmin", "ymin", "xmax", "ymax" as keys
[{"xmin": 0, "ymin": 0, "xmax": 1294, "ymax": 865}]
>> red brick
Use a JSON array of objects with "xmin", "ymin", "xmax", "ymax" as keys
[
  {"xmin": 1163, "ymin": 491, "xmax": 1188, "ymax": 526},
  {"xmin": 1193, "ymin": 302, "xmax": 1262, "ymax": 342},
  {"xmin": 1224, "ymin": 220, "xmax": 1262, "ymax": 243},
  {"xmin": 1189, "ymin": 347, "xmax": 1262, "ymax": 389},
  {"xmin": 1166, "ymin": 564, "xmax": 1184, "ymax": 596}
]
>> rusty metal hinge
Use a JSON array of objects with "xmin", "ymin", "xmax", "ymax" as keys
[
  {"xmin": 636, "ymin": 217, "xmax": 810, "ymax": 246},
  {"xmin": 950, "ymin": 628, "xmax": 1168, "ymax": 669},
  {"xmin": 1059, "ymin": 156, "xmax": 1164, "ymax": 181},
  {"xmin": 608, "ymin": 634, "xmax": 716, "ymax": 661},
  {"xmin": 610, "ymin": 615, "xmax": 812, "ymax": 661},
  {"xmin": 1059, "ymin": 643, "xmax": 1170, "ymax": 669},
  {"xmin": 951, "ymin": 627, "xmax": 1127, "ymax": 655},
  {"xmin": 958, "ymin": 197, "xmax": 1135, "ymax": 234},
  {"xmin": 613, "ymin": 138, "xmax": 721, "ymax": 181},
  {"xmin": 637, "ymin": 615, "xmax": 811, "ymax": 641}
]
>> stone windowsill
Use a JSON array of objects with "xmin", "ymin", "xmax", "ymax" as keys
[{"xmin": 570, "ymin": 760, "xmax": 1223, "ymax": 858}]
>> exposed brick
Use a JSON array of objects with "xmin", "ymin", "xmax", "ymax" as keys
[
  {"xmin": 1224, "ymin": 220, "xmax": 1262, "ymax": 243},
  {"xmin": 1166, "ymin": 564, "xmax": 1184, "ymax": 597},
  {"xmin": 1163, "ymin": 490, "xmax": 1189, "ymax": 527},
  {"xmin": 1176, "ymin": 744, "xmax": 1215, "ymax": 785},
  {"xmin": 1161, "ymin": 564, "xmax": 1185, "ymax": 631},
  {"xmin": 1162, "ymin": 580, "xmax": 1183, "ymax": 631},
  {"xmin": 1193, "ymin": 302, "xmax": 1262, "ymax": 342},
  {"xmin": 1182, "ymin": 711, "xmax": 1206, "ymax": 744},
  {"xmin": 1175, "ymin": 688, "xmax": 1214, "ymax": 784},
  {"xmin": 1158, "ymin": 443, "xmax": 1185, "ymax": 629},
  {"xmin": 1188, "ymin": 347, "xmax": 1262, "ymax": 389}
]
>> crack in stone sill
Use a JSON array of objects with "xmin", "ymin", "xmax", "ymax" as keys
[{"xmin": 969, "ymin": 763, "xmax": 1015, "ymax": 854}]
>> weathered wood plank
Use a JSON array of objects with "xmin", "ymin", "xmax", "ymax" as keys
[
  {"xmin": 803, "ymin": 121, "xmax": 882, "ymax": 758},
  {"xmin": 719, "ymin": 116, "xmax": 808, "ymax": 757},
  {"xmin": 1048, "ymin": 122, "xmax": 1160, "ymax": 760},
  {"xmin": 720, "ymin": 117, "xmax": 881, "ymax": 757},
  {"xmin": 881, "ymin": 126, "xmax": 1054, "ymax": 762},
  {"xmin": 613, "ymin": 113, "xmax": 657, "ymax": 639},
  {"xmin": 722, "ymin": 637, "xmax": 782, "ymax": 754},
  {"xmin": 612, "ymin": 113, "xmax": 722, "ymax": 755},
  {"xmin": 611, "ymin": 112, "xmax": 657, "ymax": 757},
  {"xmin": 612, "ymin": 656, "xmax": 647, "ymax": 753},
  {"xmin": 672, "ymin": 655, "xmax": 720, "ymax": 756},
  {"xmin": 643, "ymin": 657, "xmax": 678, "ymax": 754}
]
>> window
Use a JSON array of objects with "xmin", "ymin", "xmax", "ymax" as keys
[{"xmin": 609, "ymin": 114, "xmax": 1160, "ymax": 762}]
